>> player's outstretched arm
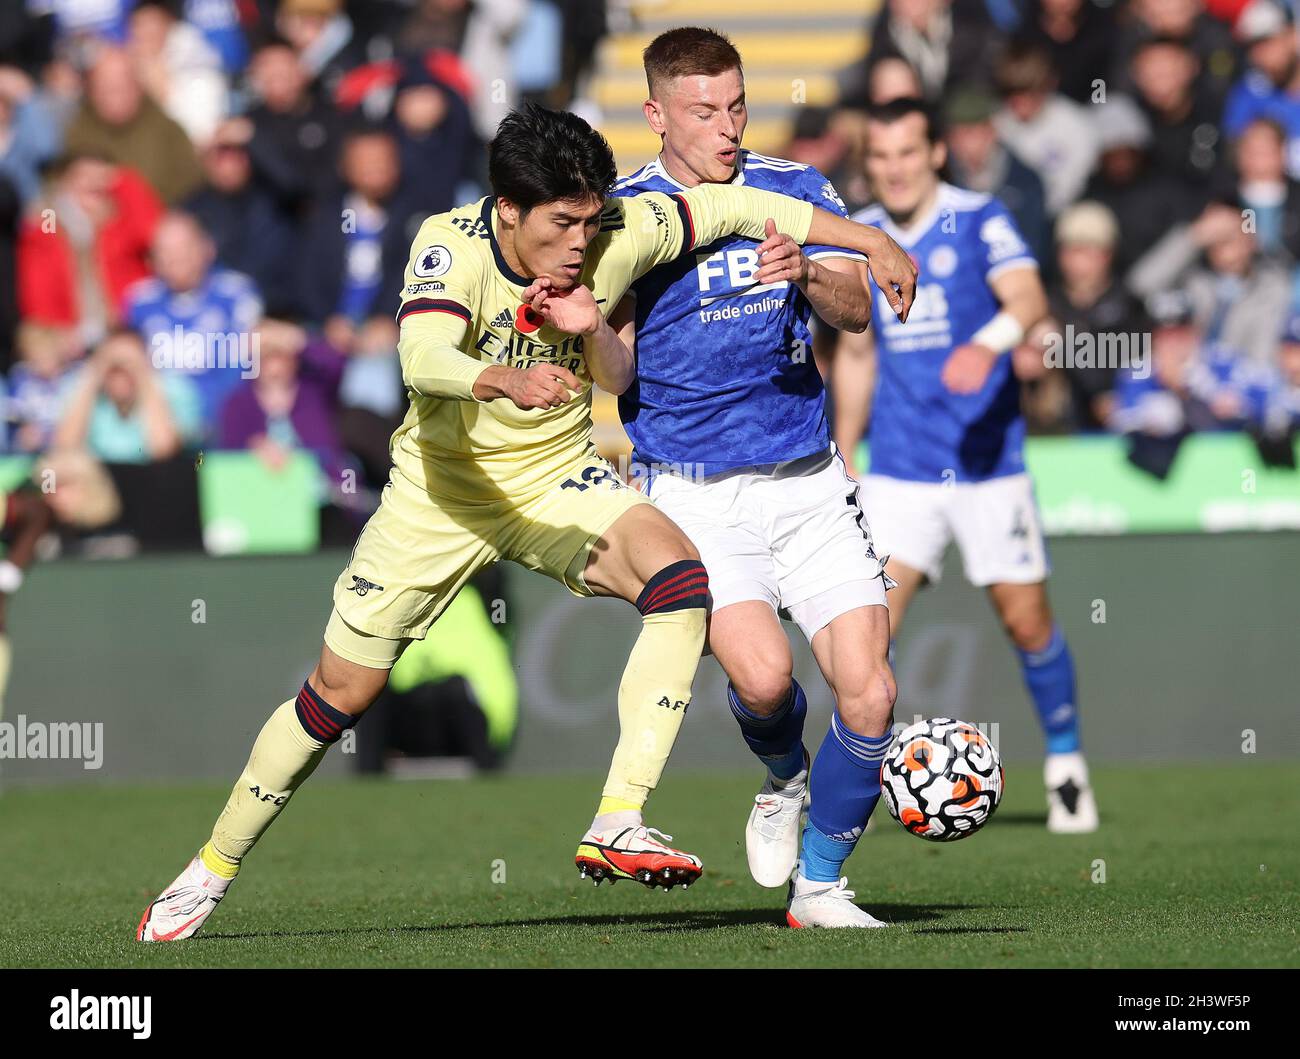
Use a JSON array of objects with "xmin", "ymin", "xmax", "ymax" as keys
[
  {"xmin": 800, "ymin": 208, "xmax": 917, "ymax": 322},
  {"xmin": 667, "ymin": 184, "xmax": 917, "ymax": 321}
]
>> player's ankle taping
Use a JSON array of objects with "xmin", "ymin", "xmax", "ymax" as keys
[
  {"xmin": 294, "ymin": 681, "xmax": 358, "ymax": 745},
  {"xmin": 635, "ymin": 559, "xmax": 709, "ymax": 615}
]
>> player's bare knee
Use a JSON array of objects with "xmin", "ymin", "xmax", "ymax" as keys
[
  {"xmin": 1002, "ymin": 606, "xmax": 1053, "ymax": 653},
  {"xmin": 730, "ymin": 661, "xmax": 795, "ymax": 716},
  {"xmin": 308, "ymin": 658, "xmax": 388, "ymax": 718},
  {"xmin": 835, "ymin": 665, "xmax": 897, "ymax": 737}
]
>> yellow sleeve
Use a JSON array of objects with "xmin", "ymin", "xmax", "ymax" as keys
[
  {"xmin": 620, "ymin": 185, "xmax": 816, "ymax": 279},
  {"xmin": 395, "ymin": 217, "xmax": 487, "ymax": 401}
]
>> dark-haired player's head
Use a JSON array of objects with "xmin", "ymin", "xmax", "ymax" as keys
[
  {"xmin": 642, "ymin": 26, "xmax": 745, "ymax": 185},
  {"xmin": 864, "ymin": 97, "xmax": 944, "ymax": 221},
  {"xmin": 488, "ymin": 104, "xmax": 618, "ymax": 289}
]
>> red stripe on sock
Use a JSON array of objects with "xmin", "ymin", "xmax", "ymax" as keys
[
  {"xmin": 643, "ymin": 584, "xmax": 710, "ymax": 613},
  {"xmin": 643, "ymin": 572, "xmax": 708, "ymax": 609},
  {"xmin": 298, "ymin": 690, "xmax": 340, "ymax": 738}
]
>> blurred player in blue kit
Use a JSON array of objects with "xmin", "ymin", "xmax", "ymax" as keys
[{"xmin": 833, "ymin": 98, "xmax": 1099, "ymax": 834}]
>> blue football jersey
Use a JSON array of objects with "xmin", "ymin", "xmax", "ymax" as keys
[
  {"xmin": 613, "ymin": 151, "xmax": 865, "ymax": 474},
  {"xmin": 126, "ymin": 268, "xmax": 264, "ymax": 425},
  {"xmin": 854, "ymin": 183, "xmax": 1037, "ymax": 483}
]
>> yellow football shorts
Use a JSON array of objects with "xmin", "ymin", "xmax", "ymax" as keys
[{"xmin": 325, "ymin": 449, "xmax": 648, "ymax": 669}]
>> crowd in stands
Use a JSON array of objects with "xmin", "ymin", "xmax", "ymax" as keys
[
  {"xmin": 787, "ymin": 0, "xmax": 1300, "ymax": 460},
  {"xmin": 0, "ymin": 0, "xmax": 606, "ymax": 545},
  {"xmin": 0, "ymin": 0, "xmax": 1297, "ymax": 553}
]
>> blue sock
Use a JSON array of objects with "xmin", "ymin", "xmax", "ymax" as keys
[
  {"xmin": 1017, "ymin": 625, "xmax": 1080, "ymax": 754},
  {"xmin": 801, "ymin": 715, "xmax": 894, "ymax": 883},
  {"xmin": 727, "ymin": 680, "xmax": 807, "ymax": 780}
]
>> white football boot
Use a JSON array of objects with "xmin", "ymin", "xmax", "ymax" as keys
[
  {"xmin": 137, "ymin": 852, "xmax": 234, "ymax": 942},
  {"xmin": 1045, "ymin": 751, "xmax": 1099, "ymax": 833},
  {"xmin": 786, "ymin": 874, "xmax": 888, "ymax": 929},
  {"xmin": 746, "ymin": 751, "xmax": 810, "ymax": 888}
]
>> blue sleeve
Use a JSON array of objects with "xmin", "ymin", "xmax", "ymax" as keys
[
  {"xmin": 978, "ymin": 197, "xmax": 1037, "ymax": 279},
  {"xmin": 799, "ymin": 167, "xmax": 866, "ymax": 262}
]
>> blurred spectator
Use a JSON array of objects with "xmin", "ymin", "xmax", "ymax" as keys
[
  {"xmin": 1223, "ymin": 0, "xmax": 1300, "ymax": 178},
  {"xmin": 857, "ymin": 0, "xmax": 1001, "ymax": 103},
  {"xmin": 183, "ymin": 0, "xmax": 249, "ymax": 75},
  {"xmin": 395, "ymin": 0, "xmax": 527, "ymax": 140},
  {"xmin": 0, "ymin": 170, "xmax": 16, "ymax": 368},
  {"xmin": 993, "ymin": 39, "xmax": 1100, "ymax": 214},
  {"xmin": 338, "ymin": 314, "xmax": 403, "ymax": 489},
  {"xmin": 1110, "ymin": 305, "xmax": 1199, "ymax": 472},
  {"xmin": 390, "ymin": 57, "xmax": 482, "ymax": 214},
  {"xmin": 62, "ymin": 44, "xmax": 203, "ymax": 203},
  {"xmin": 35, "ymin": 447, "xmax": 122, "ymax": 533},
  {"xmin": 7, "ymin": 323, "xmax": 82, "ymax": 453},
  {"xmin": 18, "ymin": 156, "xmax": 163, "ymax": 344},
  {"xmin": 40, "ymin": 0, "xmax": 134, "ymax": 46},
  {"xmin": 944, "ymin": 83, "xmax": 1049, "ymax": 261},
  {"xmin": 0, "ymin": 65, "xmax": 63, "ymax": 205},
  {"xmin": 1130, "ymin": 36, "xmax": 1224, "ymax": 189},
  {"xmin": 1013, "ymin": 315, "xmax": 1075, "ymax": 433},
  {"xmin": 1015, "ymin": 0, "xmax": 1117, "ymax": 105},
  {"xmin": 218, "ymin": 318, "xmax": 351, "ymax": 484},
  {"xmin": 53, "ymin": 327, "xmax": 201, "ymax": 463},
  {"xmin": 1253, "ymin": 314, "xmax": 1300, "ymax": 437},
  {"xmin": 245, "ymin": 38, "xmax": 342, "ymax": 215},
  {"xmin": 548, "ymin": 0, "xmax": 604, "ymax": 110},
  {"xmin": 1084, "ymin": 94, "xmax": 1205, "ymax": 275},
  {"xmin": 125, "ymin": 211, "xmax": 263, "ymax": 428},
  {"xmin": 276, "ymin": 0, "xmax": 365, "ymax": 102},
  {"xmin": 126, "ymin": 0, "xmax": 229, "ymax": 145},
  {"xmin": 0, "ymin": 7, "xmax": 55, "ymax": 77},
  {"xmin": 184, "ymin": 116, "xmax": 298, "ymax": 315},
  {"xmin": 866, "ymin": 56, "xmax": 925, "ymax": 105},
  {"xmin": 1224, "ymin": 117, "xmax": 1300, "ymax": 260},
  {"xmin": 296, "ymin": 127, "xmax": 424, "ymax": 346},
  {"xmin": 1047, "ymin": 201, "xmax": 1148, "ymax": 429},
  {"xmin": 1113, "ymin": 0, "xmax": 1240, "ymax": 116},
  {"xmin": 1129, "ymin": 198, "xmax": 1292, "ymax": 368}
]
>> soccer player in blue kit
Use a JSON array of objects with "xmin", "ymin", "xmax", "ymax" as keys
[
  {"xmin": 833, "ymin": 98, "xmax": 1099, "ymax": 833},
  {"xmin": 602, "ymin": 29, "xmax": 919, "ymax": 927}
]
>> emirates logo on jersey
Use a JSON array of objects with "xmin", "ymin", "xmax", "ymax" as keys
[{"xmin": 515, "ymin": 304, "xmax": 544, "ymax": 334}]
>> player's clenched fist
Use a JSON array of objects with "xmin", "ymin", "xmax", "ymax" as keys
[{"xmin": 501, "ymin": 363, "xmax": 580, "ymax": 410}]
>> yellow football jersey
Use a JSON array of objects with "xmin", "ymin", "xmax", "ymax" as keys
[{"xmin": 390, "ymin": 184, "xmax": 814, "ymax": 500}]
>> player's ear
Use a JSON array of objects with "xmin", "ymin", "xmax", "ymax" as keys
[
  {"xmin": 497, "ymin": 197, "xmax": 520, "ymax": 228},
  {"xmin": 644, "ymin": 98, "xmax": 666, "ymax": 136}
]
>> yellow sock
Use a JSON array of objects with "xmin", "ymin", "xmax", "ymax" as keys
[
  {"xmin": 207, "ymin": 699, "xmax": 330, "ymax": 865},
  {"xmin": 200, "ymin": 841, "xmax": 241, "ymax": 879},
  {"xmin": 597, "ymin": 796, "xmax": 642, "ymax": 817},
  {"xmin": 600, "ymin": 606, "xmax": 706, "ymax": 809}
]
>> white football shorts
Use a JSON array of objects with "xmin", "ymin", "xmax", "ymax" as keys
[
  {"xmin": 857, "ymin": 472, "xmax": 1050, "ymax": 587},
  {"xmin": 644, "ymin": 446, "xmax": 891, "ymax": 641}
]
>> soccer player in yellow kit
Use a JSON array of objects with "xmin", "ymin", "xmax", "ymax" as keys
[{"xmin": 137, "ymin": 105, "xmax": 916, "ymax": 941}]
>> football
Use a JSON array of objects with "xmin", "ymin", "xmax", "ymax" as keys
[{"xmin": 881, "ymin": 718, "xmax": 1004, "ymax": 841}]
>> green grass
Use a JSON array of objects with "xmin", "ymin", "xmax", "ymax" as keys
[{"xmin": 2, "ymin": 763, "xmax": 1297, "ymax": 968}]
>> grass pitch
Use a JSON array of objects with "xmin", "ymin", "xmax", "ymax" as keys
[{"xmin": 1, "ymin": 763, "xmax": 1296, "ymax": 968}]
